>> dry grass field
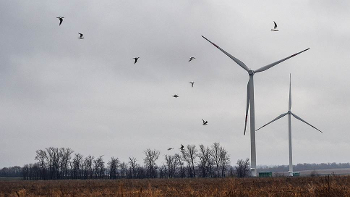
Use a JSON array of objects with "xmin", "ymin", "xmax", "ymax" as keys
[{"xmin": 1, "ymin": 176, "xmax": 350, "ymax": 196}]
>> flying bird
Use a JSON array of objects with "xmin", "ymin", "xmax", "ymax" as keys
[
  {"xmin": 56, "ymin": 17, "xmax": 64, "ymax": 26},
  {"xmin": 189, "ymin": 57, "xmax": 195, "ymax": 62},
  {"xmin": 173, "ymin": 94, "xmax": 179, "ymax": 98},
  {"xmin": 271, "ymin": 21, "xmax": 279, "ymax": 31},
  {"xmin": 189, "ymin": 81, "xmax": 194, "ymax": 87},
  {"xmin": 180, "ymin": 144, "xmax": 184, "ymax": 151},
  {"xmin": 78, "ymin": 33, "xmax": 84, "ymax": 39},
  {"xmin": 167, "ymin": 148, "xmax": 174, "ymax": 151},
  {"xmin": 133, "ymin": 57, "xmax": 140, "ymax": 64},
  {"xmin": 202, "ymin": 119, "xmax": 208, "ymax": 125}
]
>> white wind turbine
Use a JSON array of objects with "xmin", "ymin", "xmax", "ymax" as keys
[
  {"xmin": 256, "ymin": 74, "xmax": 322, "ymax": 176},
  {"xmin": 202, "ymin": 35, "xmax": 309, "ymax": 177}
]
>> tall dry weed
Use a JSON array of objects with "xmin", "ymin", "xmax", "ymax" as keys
[{"xmin": 1, "ymin": 176, "xmax": 350, "ymax": 196}]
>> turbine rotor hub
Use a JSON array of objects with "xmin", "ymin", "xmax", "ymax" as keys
[{"xmin": 248, "ymin": 70, "xmax": 255, "ymax": 75}]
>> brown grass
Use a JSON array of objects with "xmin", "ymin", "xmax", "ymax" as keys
[{"xmin": 1, "ymin": 176, "xmax": 350, "ymax": 196}]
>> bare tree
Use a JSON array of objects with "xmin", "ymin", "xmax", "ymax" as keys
[
  {"xmin": 108, "ymin": 157, "xmax": 119, "ymax": 179},
  {"xmin": 181, "ymin": 145, "xmax": 197, "ymax": 178},
  {"xmin": 143, "ymin": 149, "xmax": 160, "ymax": 178},
  {"xmin": 165, "ymin": 154, "xmax": 178, "ymax": 178},
  {"xmin": 229, "ymin": 166, "xmax": 235, "ymax": 177},
  {"xmin": 175, "ymin": 153, "xmax": 185, "ymax": 178},
  {"xmin": 82, "ymin": 155, "xmax": 94, "ymax": 179},
  {"xmin": 211, "ymin": 143, "xmax": 221, "ymax": 177},
  {"xmin": 219, "ymin": 147, "xmax": 230, "ymax": 177},
  {"xmin": 120, "ymin": 162, "xmax": 128, "ymax": 178},
  {"xmin": 35, "ymin": 149, "xmax": 48, "ymax": 179},
  {"xmin": 29, "ymin": 163, "xmax": 40, "ymax": 180},
  {"xmin": 0, "ymin": 166, "xmax": 22, "ymax": 177},
  {"xmin": 137, "ymin": 165, "xmax": 146, "ymax": 179},
  {"xmin": 94, "ymin": 156, "xmax": 105, "ymax": 179},
  {"xmin": 46, "ymin": 147, "xmax": 60, "ymax": 179},
  {"xmin": 208, "ymin": 143, "xmax": 230, "ymax": 177},
  {"xmin": 159, "ymin": 164, "xmax": 167, "ymax": 178},
  {"xmin": 236, "ymin": 158, "xmax": 251, "ymax": 178},
  {"xmin": 198, "ymin": 144, "xmax": 213, "ymax": 177},
  {"xmin": 128, "ymin": 157, "xmax": 138, "ymax": 179},
  {"xmin": 22, "ymin": 164, "xmax": 29, "ymax": 180},
  {"xmin": 59, "ymin": 147, "xmax": 73, "ymax": 179},
  {"xmin": 71, "ymin": 153, "xmax": 83, "ymax": 179}
]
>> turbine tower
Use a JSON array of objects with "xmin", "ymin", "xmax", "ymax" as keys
[
  {"xmin": 202, "ymin": 35, "xmax": 309, "ymax": 177},
  {"xmin": 256, "ymin": 74, "xmax": 322, "ymax": 176}
]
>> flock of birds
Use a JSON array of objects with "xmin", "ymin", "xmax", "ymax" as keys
[
  {"xmin": 55, "ymin": 16, "xmax": 279, "ymax": 152},
  {"xmin": 56, "ymin": 16, "xmax": 85, "ymax": 39},
  {"xmin": 167, "ymin": 144, "xmax": 184, "ymax": 151}
]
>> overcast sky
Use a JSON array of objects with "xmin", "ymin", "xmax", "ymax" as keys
[{"xmin": 1, "ymin": 0, "xmax": 350, "ymax": 168}]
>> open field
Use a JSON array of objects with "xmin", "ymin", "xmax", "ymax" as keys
[
  {"xmin": 299, "ymin": 168, "xmax": 350, "ymax": 176},
  {"xmin": 268, "ymin": 168, "xmax": 350, "ymax": 177},
  {"xmin": 1, "ymin": 176, "xmax": 350, "ymax": 196},
  {"xmin": 0, "ymin": 177, "xmax": 21, "ymax": 181}
]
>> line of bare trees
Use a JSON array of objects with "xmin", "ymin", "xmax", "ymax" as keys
[
  {"xmin": 20, "ymin": 143, "xmax": 251, "ymax": 180},
  {"xmin": 0, "ymin": 166, "xmax": 21, "ymax": 177}
]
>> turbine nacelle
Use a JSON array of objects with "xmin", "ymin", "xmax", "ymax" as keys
[{"xmin": 248, "ymin": 70, "xmax": 255, "ymax": 75}]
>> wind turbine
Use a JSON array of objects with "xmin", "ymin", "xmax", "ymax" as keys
[
  {"xmin": 256, "ymin": 74, "xmax": 322, "ymax": 176},
  {"xmin": 202, "ymin": 35, "xmax": 309, "ymax": 177}
]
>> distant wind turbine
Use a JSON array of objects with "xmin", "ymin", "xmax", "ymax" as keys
[
  {"xmin": 256, "ymin": 74, "xmax": 322, "ymax": 176},
  {"xmin": 202, "ymin": 35, "xmax": 309, "ymax": 177}
]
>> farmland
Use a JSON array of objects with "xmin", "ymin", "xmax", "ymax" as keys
[{"xmin": 1, "ymin": 176, "xmax": 350, "ymax": 196}]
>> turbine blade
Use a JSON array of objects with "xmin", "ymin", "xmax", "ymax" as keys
[
  {"xmin": 244, "ymin": 80, "xmax": 250, "ymax": 135},
  {"xmin": 254, "ymin": 48, "xmax": 310, "ymax": 73},
  {"xmin": 202, "ymin": 35, "xmax": 250, "ymax": 72},
  {"xmin": 289, "ymin": 73, "xmax": 292, "ymax": 111},
  {"xmin": 256, "ymin": 112, "xmax": 288, "ymax": 131},
  {"xmin": 291, "ymin": 112, "xmax": 323, "ymax": 133}
]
